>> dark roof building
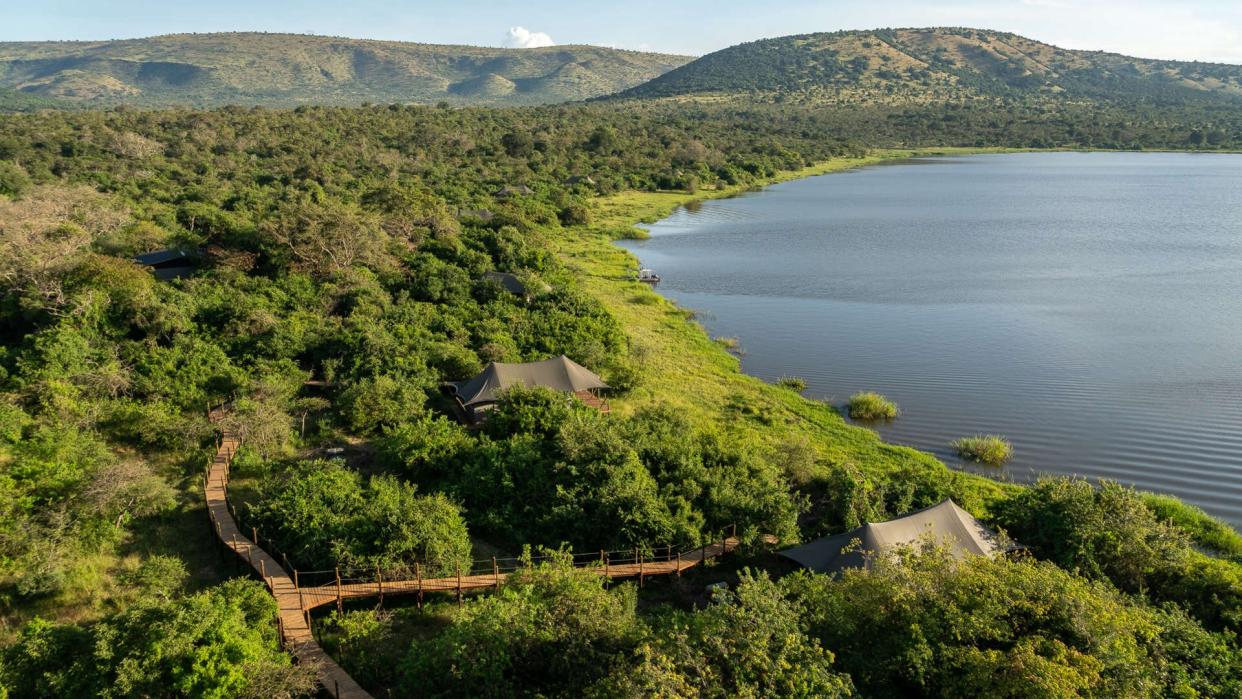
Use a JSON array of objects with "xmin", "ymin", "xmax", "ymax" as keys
[
  {"xmin": 493, "ymin": 184, "xmax": 534, "ymax": 198},
  {"xmin": 482, "ymin": 271, "xmax": 528, "ymax": 296},
  {"xmin": 134, "ymin": 248, "xmax": 195, "ymax": 280},
  {"xmin": 779, "ymin": 499, "xmax": 1004, "ymax": 574},
  {"xmin": 134, "ymin": 248, "xmax": 191, "ymax": 267}
]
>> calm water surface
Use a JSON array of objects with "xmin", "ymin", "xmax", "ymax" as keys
[{"xmin": 622, "ymin": 153, "xmax": 1242, "ymax": 525}]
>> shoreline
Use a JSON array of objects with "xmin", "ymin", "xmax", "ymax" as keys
[{"xmin": 554, "ymin": 147, "xmax": 1242, "ymax": 554}]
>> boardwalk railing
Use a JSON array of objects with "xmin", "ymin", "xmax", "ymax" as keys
[{"xmin": 203, "ymin": 403, "xmax": 754, "ymax": 699}]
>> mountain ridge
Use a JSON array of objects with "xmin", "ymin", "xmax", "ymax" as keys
[
  {"xmin": 613, "ymin": 27, "xmax": 1242, "ymax": 106},
  {"xmin": 0, "ymin": 32, "xmax": 692, "ymax": 107}
]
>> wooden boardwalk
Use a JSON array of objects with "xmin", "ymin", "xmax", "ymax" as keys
[
  {"xmin": 206, "ymin": 426, "xmax": 373, "ymax": 699},
  {"xmin": 204, "ymin": 409, "xmax": 746, "ymax": 698}
]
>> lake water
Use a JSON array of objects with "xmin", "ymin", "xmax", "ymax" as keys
[{"xmin": 622, "ymin": 153, "xmax": 1242, "ymax": 525}]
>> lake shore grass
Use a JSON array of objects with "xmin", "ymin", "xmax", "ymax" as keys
[
  {"xmin": 556, "ymin": 146, "xmax": 1242, "ymax": 556},
  {"xmin": 848, "ymin": 392, "xmax": 901, "ymax": 420},
  {"xmin": 553, "ymin": 148, "xmax": 1019, "ymax": 515},
  {"xmin": 952, "ymin": 435, "xmax": 1014, "ymax": 466}
]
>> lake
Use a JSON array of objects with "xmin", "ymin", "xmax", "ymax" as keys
[{"xmin": 621, "ymin": 152, "xmax": 1242, "ymax": 525}]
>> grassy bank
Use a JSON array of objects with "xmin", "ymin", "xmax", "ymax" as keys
[
  {"xmin": 554, "ymin": 149, "xmax": 1019, "ymax": 514},
  {"xmin": 555, "ymin": 148, "xmax": 1242, "ymax": 554}
]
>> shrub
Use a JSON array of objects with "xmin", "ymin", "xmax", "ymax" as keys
[
  {"xmin": 0, "ymin": 579, "xmax": 313, "ymax": 698},
  {"xmin": 993, "ymin": 478, "xmax": 1242, "ymax": 633},
  {"xmin": 776, "ymin": 376, "xmax": 807, "ymax": 392},
  {"xmin": 0, "ymin": 161, "xmax": 32, "ymax": 198},
  {"xmin": 786, "ymin": 548, "xmax": 1241, "ymax": 698},
  {"xmin": 594, "ymin": 570, "xmax": 854, "ymax": 698},
  {"xmin": 400, "ymin": 553, "xmax": 638, "ymax": 697},
  {"xmin": 248, "ymin": 460, "xmax": 472, "ymax": 574},
  {"xmin": 847, "ymin": 391, "xmax": 899, "ymax": 420},
  {"xmin": 951, "ymin": 434, "xmax": 1011, "ymax": 465}
]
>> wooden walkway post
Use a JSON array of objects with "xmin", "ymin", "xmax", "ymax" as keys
[
  {"xmin": 377, "ymin": 566, "xmax": 383, "ymax": 606},
  {"xmin": 604, "ymin": 552, "xmax": 610, "ymax": 579},
  {"xmin": 676, "ymin": 549, "xmax": 682, "ymax": 577},
  {"xmin": 636, "ymin": 547, "xmax": 643, "ymax": 587},
  {"xmin": 456, "ymin": 564, "xmax": 463, "ymax": 606},
  {"xmin": 214, "ymin": 521, "xmax": 224, "ymax": 561},
  {"xmin": 416, "ymin": 563, "xmax": 423, "ymax": 610},
  {"xmin": 335, "ymin": 567, "xmax": 342, "ymax": 614},
  {"xmin": 492, "ymin": 557, "xmax": 499, "ymax": 590}
]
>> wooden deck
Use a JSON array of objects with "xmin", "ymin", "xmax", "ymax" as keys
[{"xmin": 204, "ymin": 407, "xmax": 748, "ymax": 698}]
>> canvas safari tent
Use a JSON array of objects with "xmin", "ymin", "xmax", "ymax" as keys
[
  {"xmin": 779, "ymin": 499, "xmax": 1004, "ymax": 574},
  {"xmin": 445, "ymin": 355, "xmax": 609, "ymax": 424}
]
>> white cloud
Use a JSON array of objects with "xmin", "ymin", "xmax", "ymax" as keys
[{"xmin": 504, "ymin": 26, "xmax": 555, "ymax": 49}]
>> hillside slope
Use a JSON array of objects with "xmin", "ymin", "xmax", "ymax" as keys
[
  {"xmin": 616, "ymin": 28, "xmax": 1242, "ymax": 106},
  {"xmin": 0, "ymin": 32, "xmax": 691, "ymax": 107}
]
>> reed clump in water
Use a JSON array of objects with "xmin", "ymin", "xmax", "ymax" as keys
[
  {"xmin": 776, "ymin": 376, "xmax": 807, "ymax": 393},
  {"xmin": 847, "ymin": 391, "xmax": 900, "ymax": 420},
  {"xmin": 952, "ymin": 435, "xmax": 1013, "ymax": 465}
]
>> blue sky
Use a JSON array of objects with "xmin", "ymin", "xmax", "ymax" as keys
[{"xmin": 5, "ymin": 0, "xmax": 1242, "ymax": 63}]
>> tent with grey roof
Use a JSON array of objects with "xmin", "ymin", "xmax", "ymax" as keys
[
  {"xmin": 779, "ymin": 499, "xmax": 1003, "ymax": 574},
  {"xmin": 445, "ymin": 355, "xmax": 609, "ymax": 423},
  {"xmin": 482, "ymin": 271, "xmax": 528, "ymax": 296},
  {"xmin": 133, "ymin": 248, "xmax": 195, "ymax": 280}
]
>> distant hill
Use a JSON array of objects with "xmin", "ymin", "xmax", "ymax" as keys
[
  {"xmin": 0, "ymin": 32, "xmax": 691, "ymax": 108},
  {"xmin": 615, "ymin": 28, "xmax": 1242, "ymax": 106}
]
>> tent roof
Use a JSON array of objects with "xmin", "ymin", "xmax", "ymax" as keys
[
  {"xmin": 134, "ymin": 248, "xmax": 190, "ymax": 267},
  {"xmin": 779, "ymin": 499, "xmax": 1002, "ymax": 574},
  {"xmin": 482, "ymin": 271, "xmax": 527, "ymax": 295},
  {"xmin": 448, "ymin": 355, "xmax": 608, "ymax": 408}
]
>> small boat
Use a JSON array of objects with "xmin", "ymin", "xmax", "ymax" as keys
[{"xmin": 637, "ymin": 268, "xmax": 661, "ymax": 285}]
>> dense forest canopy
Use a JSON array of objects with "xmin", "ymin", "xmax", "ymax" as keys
[{"xmin": 0, "ymin": 87, "xmax": 1239, "ymax": 697}]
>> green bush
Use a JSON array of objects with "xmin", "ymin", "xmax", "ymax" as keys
[
  {"xmin": 0, "ymin": 160, "xmax": 31, "ymax": 198},
  {"xmin": 846, "ymin": 391, "xmax": 899, "ymax": 420},
  {"xmin": 951, "ymin": 434, "xmax": 1011, "ymax": 465},
  {"xmin": 776, "ymin": 376, "xmax": 807, "ymax": 392},
  {"xmin": 992, "ymin": 478, "xmax": 1242, "ymax": 633},
  {"xmin": 594, "ymin": 570, "xmax": 854, "ymax": 698},
  {"xmin": 400, "ymin": 552, "xmax": 638, "ymax": 697},
  {"xmin": 0, "ymin": 579, "xmax": 313, "ymax": 698},
  {"xmin": 247, "ymin": 460, "xmax": 472, "ymax": 575},
  {"xmin": 786, "ymin": 547, "xmax": 1242, "ymax": 698}
]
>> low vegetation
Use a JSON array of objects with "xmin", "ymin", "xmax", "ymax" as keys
[
  {"xmin": 847, "ymin": 391, "xmax": 900, "ymax": 420},
  {"xmin": 0, "ymin": 579, "xmax": 314, "ymax": 697},
  {"xmin": 776, "ymin": 376, "xmax": 807, "ymax": 392},
  {"xmin": 951, "ymin": 434, "xmax": 1012, "ymax": 465}
]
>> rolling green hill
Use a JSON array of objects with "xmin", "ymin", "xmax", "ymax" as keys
[
  {"xmin": 0, "ymin": 32, "xmax": 691, "ymax": 108},
  {"xmin": 615, "ymin": 27, "xmax": 1242, "ymax": 106}
]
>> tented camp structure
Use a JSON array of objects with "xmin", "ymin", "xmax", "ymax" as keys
[
  {"xmin": 779, "ymin": 499, "xmax": 1004, "ymax": 574},
  {"xmin": 134, "ymin": 248, "xmax": 195, "ymax": 280},
  {"xmin": 482, "ymin": 271, "xmax": 528, "ymax": 296},
  {"xmin": 445, "ymin": 355, "xmax": 609, "ymax": 424}
]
